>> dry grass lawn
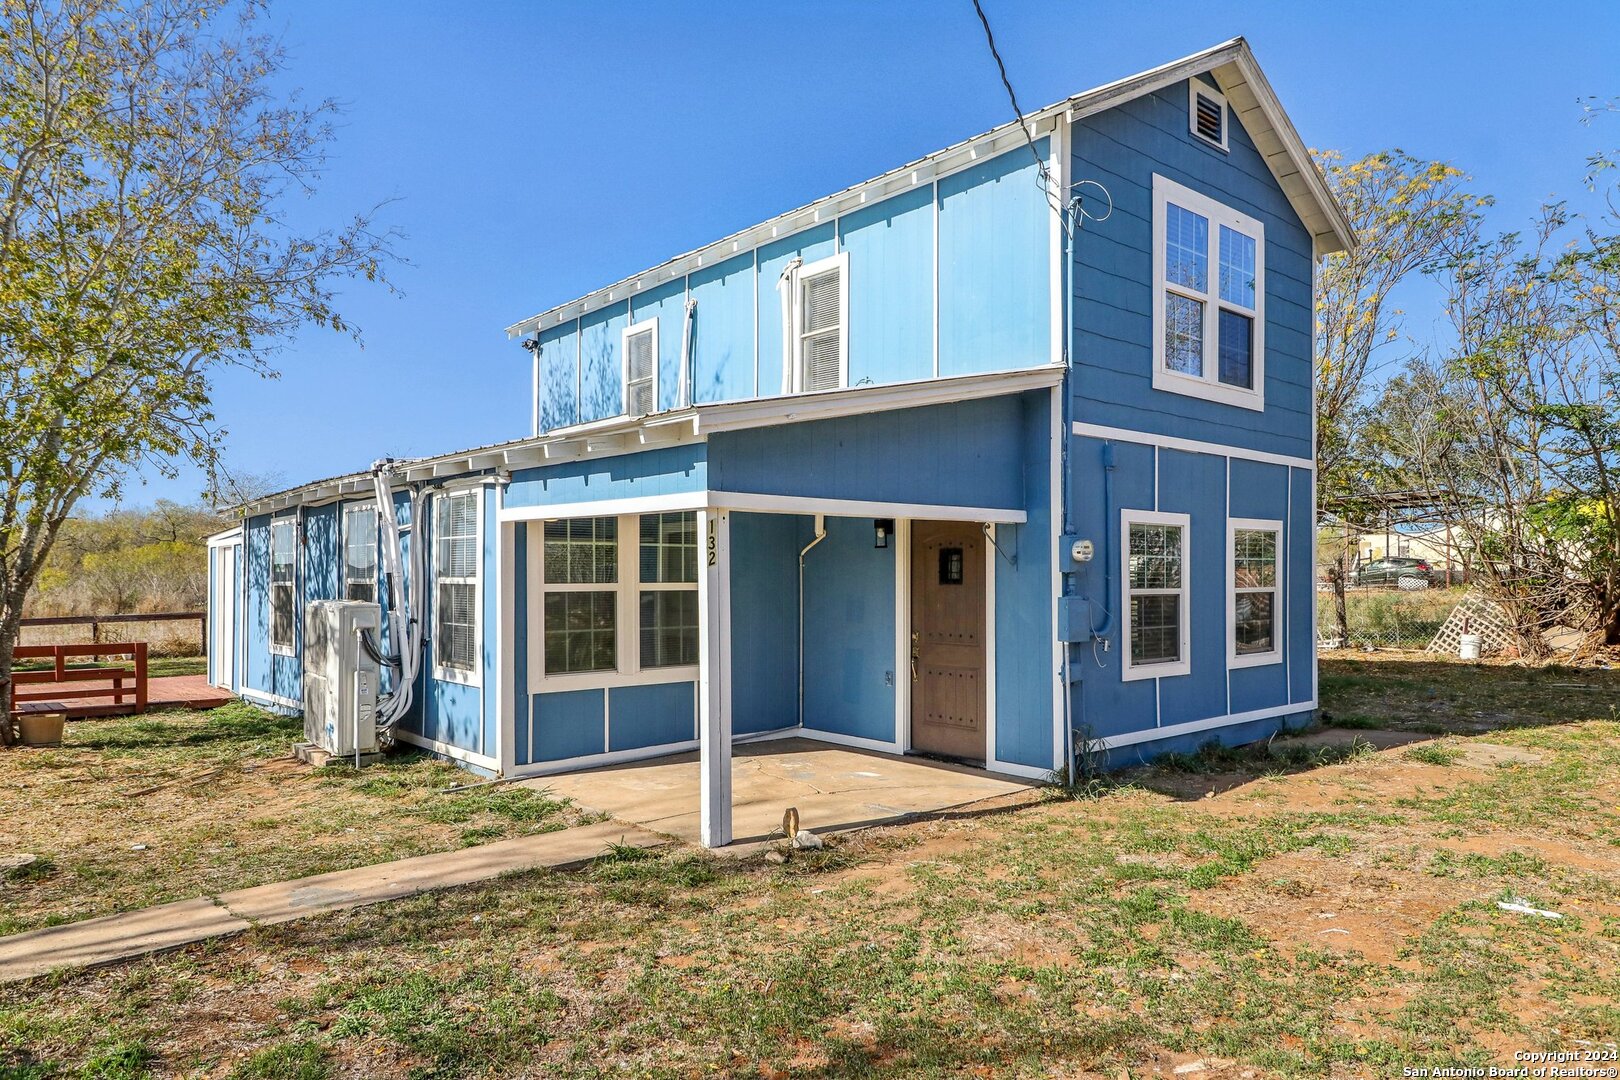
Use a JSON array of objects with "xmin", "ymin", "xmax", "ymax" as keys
[{"xmin": 1, "ymin": 656, "xmax": 1618, "ymax": 1078}]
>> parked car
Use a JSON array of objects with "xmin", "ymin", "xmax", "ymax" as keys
[{"xmin": 1349, "ymin": 557, "xmax": 1436, "ymax": 588}]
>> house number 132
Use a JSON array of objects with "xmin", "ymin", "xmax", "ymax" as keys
[{"xmin": 707, "ymin": 534, "xmax": 717, "ymax": 567}]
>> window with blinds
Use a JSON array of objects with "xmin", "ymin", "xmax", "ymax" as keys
[
  {"xmin": 270, "ymin": 518, "xmax": 296, "ymax": 653},
  {"xmin": 623, "ymin": 321, "xmax": 657, "ymax": 415},
  {"xmin": 343, "ymin": 506, "xmax": 376, "ymax": 603},
  {"xmin": 795, "ymin": 253, "xmax": 846, "ymax": 392},
  {"xmin": 433, "ymin": 490, "xmax": 479, "ymax": 676}
]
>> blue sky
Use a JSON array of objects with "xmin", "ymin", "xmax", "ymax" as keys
[{"xmin": 107, "ymin": 0, "xmax": 1620, "ymax": 509}]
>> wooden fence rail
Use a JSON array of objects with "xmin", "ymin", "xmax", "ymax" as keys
[{"xmin": 18, "ymin": 611, "xmax": 205, "ymax": 654}]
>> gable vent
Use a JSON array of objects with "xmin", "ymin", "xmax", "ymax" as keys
[
  {"xmin": 625, "ymin": 325, "xmax": 655, "ymax": 415},
  {"xmin": 1189, "ymin": 80, "xmax": 1228, "ymax": 151}
]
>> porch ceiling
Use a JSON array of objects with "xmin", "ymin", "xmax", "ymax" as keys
[{"xmin": 523, "ymin": 738, "xmax": 1034, "ymax": 852}]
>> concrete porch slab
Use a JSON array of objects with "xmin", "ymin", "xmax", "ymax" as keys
[{"xmin": 524, "ymin": 737, "xmax": 1037, "ymax": 851}]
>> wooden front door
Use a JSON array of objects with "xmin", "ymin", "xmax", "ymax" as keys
[{"xmin": 910, "ymin": 521, "xmax": 987, "ymax": 762}]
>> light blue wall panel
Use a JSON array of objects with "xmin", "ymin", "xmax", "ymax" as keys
[
  {"xmin": 579, "ymin": 302, "xmax": 629, "ymax": 423},
  {"xmin": 423, "ymin": 679, "xmax": 483, "ymax": 752},
  {"xmin": 938, "ymin": 140, "xmax": 1050, "ymax": 376},
  {"xmin": 993, "ymin": 391, "xmax": 1055, "ymax": 769},
  {"xmin": 505, "ymin": 443, "xmax": 707, "ymax": 509},
  {"xmin": 303, "ymin": 505, "xmax": 339, "ymax": 605},
  {"xmin": 802, "ymin": 517, "xmax": 895, "ymax": 742},
  {"xmin": 840, "ymin": 184, "xmax": 934, "ymax": 386},
  {"xmin": 630, "ymin": 277, "xmax": 689, "ymax": 413},
  {"xmin": 481, "ymin": 492, "xmax": 499, "ymax": 758},
  {"xmin": 207, "ymin": 549, "xmax": 218, "ymax": 686},
  {"xmin": 243, "ymin": 515, "xmax": 271, "ymax": 695},
  {"xmin": 756, "ymin": 224, "xmax": 836, "ymax": 396},
  {"xmin": 512, "ymin": 524, "xmax": 529, "ymax": 766},
  {"xmin": 1069, "ymin": 81, "xmax": 1314, "ymax": 460},
  {"xmin": 1288, "ymin": 466, "xmax": 1314, "ymax": 705},
  {"xmin": 707, "ymin": 395, "xmax": 1028, "ymax": 511},
  {"xmin": 1064, "ymin": 436, "xmax": 1156, "ymax": 739},
  {"xmin": 729, "ymin": 512, "xmax": 807, "ymax": 735},
  {"xmin": 537, "ymin": 320, "xmax": 579, "ymax": 432},
  {"xmin": 689, "ymin": 252, "xmax": 757, "ymax": 404},
  {"xmin": 1154, "ymin": 449, "xmax": 1228, "ymax": 728},
  {"xmin": 531, "ymin": 688, "xmax": 605, "ymax": 762},
  {"xmin": 608, "ymin": 681, "xmax": 695, "ymax": 752}
]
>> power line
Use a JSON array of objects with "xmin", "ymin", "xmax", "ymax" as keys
[{"xmin": 969, "ymin": 0, "xmax": 1063, "ymax": 219}]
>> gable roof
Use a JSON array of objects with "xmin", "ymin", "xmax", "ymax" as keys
[{"xmin": 505, "ymin": 37, "xmax": 1353, "ymax": 341}]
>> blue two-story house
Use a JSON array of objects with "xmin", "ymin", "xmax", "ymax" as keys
[{"xmin": 206, "ymin": 39, "xmax": 1352, "ymax": 846}]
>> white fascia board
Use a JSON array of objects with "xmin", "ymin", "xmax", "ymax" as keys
[{"xmin": 506, "ymin": 38, "xmax": 1352, "ymax": 339}]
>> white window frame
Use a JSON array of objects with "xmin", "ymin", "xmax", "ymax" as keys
[
  {"xmin": 1121, "ymin": 509, "xmax": 1191, "ymax": 682},
  {"xmin": 792, "ymin": 251, "xmax": 849, "ymax": 393},
  {"xmin": 1188, "ymin": 78, "xmax": 1229, "ymax": 152},
  {"xmin": 341, "ymin": 503, "xmax": 378, "ymax": 604},
  {"xmin": 268, "ymin": 516, "xmax": 297, "ymax": 657},
  {"xmin": 621, "ymin": 318, "xmax": 659, "ymax": 417},
  {"xmin": 1228, "ymin": 517, "xmax": 1284, "ymax": 669},
  {"xmin": 527, "ymin": 511, "xmax": 700, "ymax": 692},
  {"xmin": 432, "ymin": 487, "xmax": 482, "ymax": 687},
  {"xmin": 1151, "ymin": 174, "xmax": 1266, "ymax": 412}
]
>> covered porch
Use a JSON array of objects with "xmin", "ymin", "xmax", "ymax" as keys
[{"xmin": 530, "ymin": 736, "xmax": 1034, "ymax": 850}]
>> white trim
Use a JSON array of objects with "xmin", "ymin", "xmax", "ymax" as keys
[
  {"xmin": 1048, "ymin": 386, "xmax": 1064, "ymax": 774},
  {"xmin": 1188, "ymin": 77, "xmax": 1230, "ymax": 152},
  {"xmin": 982, "ymin": 527, "xmax": 1000, "ymax": 772},
  {"xmin": 1120, "ymin": 509, "xmax": 1192, "ymax": 682},
  {"xmin": 502, "ymin": 491, "xmax": 704, "ymax": 523},
  {"xmin": 241, "ymin": 686, "xmax": 301, "ymax": 711},
  {"xmin": 206, "ymin": 527, "xmax": 243, "ymax": 547},
  {"xmin": 497, "ymin": 495, "xmax": 516, "ymax": 778},
  {"xmin": 1228, "ymin": 517, "xmax": 1285, "ymax": 669},
  {"xmin": 1047, "ymin": 120, "xmax": 1068, "ymax": 371},
  {"xmin": 796, "ymin": 726, "xmax": 902, "ymax": 756},
  {"xmin": 791, "ymin": 251, "xmax": 849, "ymax": 393},
  {"xmin": 393, "ymin": 729, "xmax": 500, "ymax": 771},
  {"xmin": 1151, "ymin": 174, "xmax": 1266, "ymax": 411},
  {"xmin": 431, "ymin": 488, "xmax": 483, "ymax": 687},
  {"xmin": 509, "ymin": 738, "xmax": 702, "ymax": 778},
  {"xmin": 621, "ymin": 318, "xmax": 659, "ymax": 416},
  {"xmin": 710, "ymin": 491, "xmax": 1027, "ymax": 525},
  {"xmin": 698, "ymin": 508, "xmax": 733, "ymax": 848},
  {"xmin": 1071, "ymin": 422, "xmax": 1312, "ymax": 471},
  {"xmin": 340, "ymin": 503, "xmax": 378, "ymax": 603},
  {"xmin": 1089, "ymin": 699, "xmax": 1316, "ymax": 751}
]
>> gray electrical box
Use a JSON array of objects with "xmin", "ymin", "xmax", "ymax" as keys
[{"xmin": 303, "ymin": 599, "xmax": 382, "ymax": 758}]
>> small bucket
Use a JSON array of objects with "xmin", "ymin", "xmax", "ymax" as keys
[
  {"xmin": 1459, "ymin": 633, "xmax": 1483, "ymax": 661},
  {"xmin": 17, "ymin": 712, "xmax": 66, "ymax": 747}
]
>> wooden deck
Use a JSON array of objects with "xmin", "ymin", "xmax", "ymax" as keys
[{"xmin": 15, "ymin": 675, "xmax": 234, "ymax": 717}]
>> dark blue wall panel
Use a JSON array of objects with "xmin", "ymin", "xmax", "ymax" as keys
[
  {"xmin": 608, "ymin": 681, "xmax": 695, "ymax": 752},
  {"xmin": 532, "ymin": 689, "xmax": 606, "ymax": 762},
  {"xmin": 730, "ymin": 512, "xmax": 807, "ymax": 735},
  {"xmin": 802, "ymin": 517, "xmax": 896, "ymax": 742}
]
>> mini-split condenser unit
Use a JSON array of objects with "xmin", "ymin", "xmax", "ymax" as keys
[{"xmin": 303, "ymin": 599, "xmax": 382, "ymax": 760}]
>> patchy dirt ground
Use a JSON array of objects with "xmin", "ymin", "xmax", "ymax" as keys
[
  {"xmin": 0, "ymin": 702, "xmax": 590, "ymax": 935},
  {"xmin": 1, "ymin": 656, "xmax": 1618, "ymax": 1078}
]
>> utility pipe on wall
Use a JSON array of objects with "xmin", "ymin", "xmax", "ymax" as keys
[{"xmin": 797, "ymin": 514, "xmax": 827, "ymax": 728}]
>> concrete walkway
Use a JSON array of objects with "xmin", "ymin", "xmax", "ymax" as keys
[{"xmin": 0, "ymin": 820, "xmax": 664, "ymax": 983}]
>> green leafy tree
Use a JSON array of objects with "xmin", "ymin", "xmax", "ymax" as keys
[{"xmin": 0, "ymin": 0, "xmax": 395, "ymax": 739}]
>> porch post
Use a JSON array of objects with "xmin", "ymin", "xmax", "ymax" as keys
[{"xmin": 697, "ymin": 508, "xmax": 732, "ymax": 848}]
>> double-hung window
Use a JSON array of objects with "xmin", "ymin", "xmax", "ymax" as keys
[
  {"xmin": 343, "ymin": 506, "xmax": 377, "ymax": 603},
  {"xmin": 623, "ymin": 320, "xmax": 657, "ymax": 416},
  {"xmin": 433, "ymin": 490, "xmax": 479, "ymax": 680},
  {"xmin": 794, "ymin": 252, "xmax": 847, "ymax": 393},
  {"xmin": 1230, "ymin": 519, "xmax": 1283, "ymax": 667},
  {"xmin": 1121, "ymin": 511, "xmax": 1190, "ymax": 680},
  {"xmin": 533, "ymin": 511, "xmax": 701, "ymax": 685},
  {"xmin": 541, "ymin": 517, "xmax": 619, "ymax": 676},
  {"xmin": 639, "ymin": 512, "xmax": 698, "ymax": 668},
  {"xmin": 1152, "ymin": 174, "xmax": 1265, "ymax": 410},
  {"xmin": 269, "ymin": 518, "xmax": 296, "ymax": 655}
]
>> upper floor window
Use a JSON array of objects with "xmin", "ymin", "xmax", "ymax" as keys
[
  {"xmin": 269, "ymin": 517, "xmax": 296, "ymax": 655},
  {"xmin": 1151, "ymin": 175, "xmax": 1265, "ymax": 411},
  {"xmin": 623, "ymin": 320, "xmax": 657, "ymax": 416},
  {"xmin": 343, "ymin": 505, "xmax": 376, "ymax": 603},
  {"xmin": 1189, "ymin": 79, "xmax": 1228, "ymax": 151},
  {"xmin": 793, "ymin": 252, "xmax": 847, "ymax": 393},
  {"xmin": 433, "ymin": 490, "xmax": 480, "ymax": 682}
]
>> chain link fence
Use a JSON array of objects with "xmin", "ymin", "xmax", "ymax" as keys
[{"xmin": 1316, "ymin": 585, "xmax": 1465, "ymax": 650}]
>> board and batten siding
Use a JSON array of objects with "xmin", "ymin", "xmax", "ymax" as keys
[
  {"xmin": 1068, "ymin": 79, "xmax": 1314, "ymax": 462},
  {"xmin": 532, "ymin": 142, "xmax": 1050, "ymax": 433}
]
